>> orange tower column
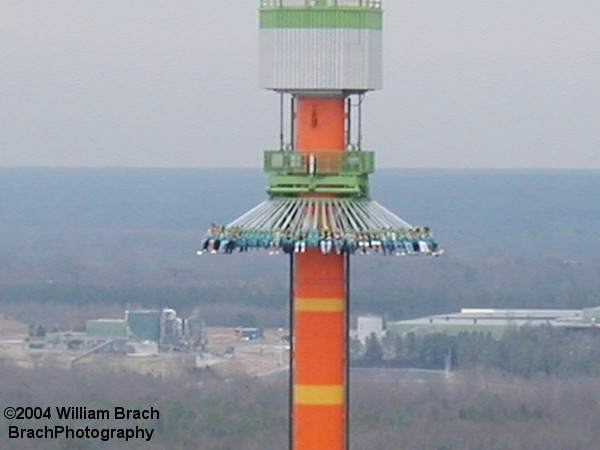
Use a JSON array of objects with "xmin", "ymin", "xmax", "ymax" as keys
[{"xmin": 292, "ymin": 96, "xmax": 348, "ymax": 450}]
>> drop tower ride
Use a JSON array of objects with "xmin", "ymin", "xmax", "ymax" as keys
[{"xmin": 201, "ymin": 1, "xmax": 440, "ymax": 449}]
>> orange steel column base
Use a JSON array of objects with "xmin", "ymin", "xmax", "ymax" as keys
[{"xmin": 293, "ymin": 248, "xmax": 347, "ymax": 450}]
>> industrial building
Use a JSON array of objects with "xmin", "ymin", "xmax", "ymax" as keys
[
  {"xmin": 44, "ymin": 308, "xmax": 206, "ymax": 358},
  {"xmin": 356, "ymin": 315, "xmax": 384, "ymax": 344},
  {"xmin": 387, "ymin": 307, "xmax": 600, "ymax": 339}
]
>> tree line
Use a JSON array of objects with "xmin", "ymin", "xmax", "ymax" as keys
[
  {"xmin": 355, "ymin": 325, "xmax": 600, "ymax": 379},
  {"xmin": 2, "ymin": 360, "xmax": 600, "ymax": 449}
]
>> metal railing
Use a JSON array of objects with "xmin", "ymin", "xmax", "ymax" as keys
[
  {"xmin": 264, "ymin": 150, "xmax": 374, "ymax": 176},
  {"xmin": 260, "ymin": 0, "xmax": 382, "ymax": 9}
]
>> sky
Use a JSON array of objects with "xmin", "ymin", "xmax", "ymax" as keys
[{"xmin": 1, "ymin": 1, "xmax": 599, "ymax": 169}]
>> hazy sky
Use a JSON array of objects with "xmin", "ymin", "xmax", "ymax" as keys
[{"xmin": 2, "ymin": 1, "xmax": 599, "ymax": 169}]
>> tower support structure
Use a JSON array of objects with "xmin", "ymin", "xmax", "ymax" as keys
[
  {"xmin": 201, "ymin": 2, "xmax": 440, "ymax": 449},
  {"xmin": 293, "ymin": 249, "xmax": 347, "ymax": 449},
  {"xmin": 292, "ymin": 95, "xmax": 348, "ymax": 449}
]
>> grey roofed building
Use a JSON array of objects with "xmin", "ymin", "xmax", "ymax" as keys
[{"xmin": 387, "ymin": 307, "xmax": 600, "ymax": 339}]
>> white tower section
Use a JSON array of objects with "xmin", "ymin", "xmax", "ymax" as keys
[{"xmin": 259, "ymin": 0, "xmax": 383, "ymax": 93}]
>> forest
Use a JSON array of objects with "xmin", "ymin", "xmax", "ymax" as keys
[
  {"xmin": 1, "ymin": 361, "xmax": 600, "ymax": 450},
  {"xmin": 2, "ymin": 168, "xmax": 600, "ymax": 448},
  {"xmin": 356, "ymin": 326, "xmax": 600, "ymax": 379},
  {"xmin": 1, "ymin": 168, "xmax": 599, "ymax": 328}
]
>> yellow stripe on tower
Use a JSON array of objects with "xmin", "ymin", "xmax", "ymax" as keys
[
  {"xmin": 294, "ymin": 384, "xmax": 345, "ymax": 405},
  {"xmin": 294, "ymin": 298, "xmax": 345, "ymax": 312}
]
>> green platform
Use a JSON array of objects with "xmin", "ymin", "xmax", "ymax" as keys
[{"xmin": 264, "ymin": 150, "xmax": 374, "ymax": 197}]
